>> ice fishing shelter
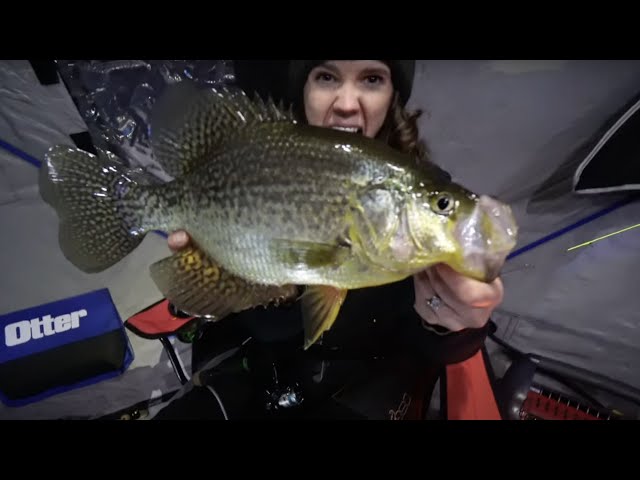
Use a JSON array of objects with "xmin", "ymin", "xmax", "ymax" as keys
[{"xmin": 1, "ymin": 59, "xmax": 639, "ymax": 419}]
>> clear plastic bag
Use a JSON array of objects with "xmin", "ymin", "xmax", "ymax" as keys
[{"xmin": 55, "ymin": 60, "xmax": 235, "ymax": 180}]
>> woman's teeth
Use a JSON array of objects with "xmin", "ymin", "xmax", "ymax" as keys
[{"xmin": 332, "ymin": 126, "xmax": 362, "ymax": 134}]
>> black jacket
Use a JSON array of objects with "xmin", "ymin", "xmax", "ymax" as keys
[{"xmin": 177, "ymin": 275, "xmax": 491, "ymax": 420}]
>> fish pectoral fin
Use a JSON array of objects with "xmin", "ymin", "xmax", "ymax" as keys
[
  {"xmin": 273, "ymin": 239, "xmax": 351, "ymax": 269},
  {"xmin": 149, "ymin": 245, "xmax": 299, "ymax": 319},
  {"xmin": 300, "ymin": 285, "xmax": 348, "ymax": 350}
]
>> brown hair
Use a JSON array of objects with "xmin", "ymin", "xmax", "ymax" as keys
[{"xmin": 376, "ymin": 91, "xmax": 430, "ymax": 163}]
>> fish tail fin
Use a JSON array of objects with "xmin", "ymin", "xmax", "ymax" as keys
[{"xmin": 39, "ymin": 145, "xmax": 156, "ymax": 273}]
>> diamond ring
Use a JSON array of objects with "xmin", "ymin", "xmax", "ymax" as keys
[{"xmin": 426, "ymin": 295, "xmax": 443, "ymax": 311}]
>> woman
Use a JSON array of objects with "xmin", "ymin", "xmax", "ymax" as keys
[{"xmin": 154, "ymin": 60, "xmax": 504, "ymax": 420}]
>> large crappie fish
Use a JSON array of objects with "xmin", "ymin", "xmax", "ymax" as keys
[{"xmin": 39, "ymin": 80, "xmax": 518, "ymax": 349}]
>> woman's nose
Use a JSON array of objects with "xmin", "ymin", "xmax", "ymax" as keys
[{"xmin": 332, "ymin": 86, "xmax": 360, "ymax": 116}]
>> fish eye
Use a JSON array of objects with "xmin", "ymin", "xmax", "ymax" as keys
[{"xmin": 430, "ymin": 193, "xmax": 456, "ymax": 215}]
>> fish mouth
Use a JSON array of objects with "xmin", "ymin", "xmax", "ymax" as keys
[
  {"xmin": 454, "ymin": 194, "xmax": 518, "ymax": 282},
  {"xmin": 459, "ymin": 251, "xmax": 508, "ymax": 283}
]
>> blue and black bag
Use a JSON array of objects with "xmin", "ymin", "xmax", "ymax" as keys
[{"xmin": 0, "ymin": 289, "xmax": 134, "ymax": 407}]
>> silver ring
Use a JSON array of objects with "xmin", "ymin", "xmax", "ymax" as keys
[{"xmin": 426, "ymin": 295, "xmax": 443, "ymax": 311}]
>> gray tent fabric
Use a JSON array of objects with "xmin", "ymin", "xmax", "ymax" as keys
[
  {"xmin": 0, "ymin": 60, "xmax": 192, "ymax": 419},
  {"xmin": 1, "ymin": 59, "xmax": 640, "ymax": 419},
  {"xmin": 409, "ymin": 60, "xmax": 640, "ymax": 415}
]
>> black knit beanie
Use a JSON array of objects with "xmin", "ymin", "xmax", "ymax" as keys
[{"xmin": 287, "ymin": 60, "xmax": 415, "ymax": 109}]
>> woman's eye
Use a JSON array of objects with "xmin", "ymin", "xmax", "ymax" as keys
[{"xmin": 315, "ymin": 72, "xmax": 335, "ymax": 83}]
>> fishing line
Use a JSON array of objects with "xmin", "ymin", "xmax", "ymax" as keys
[
  {"xmin": 567, "ymin": 222, "xmax": 640, "ymax": 251},
  {"xmin": 507, "ymin": 195, "xmax": 637, "ymax": 260}
]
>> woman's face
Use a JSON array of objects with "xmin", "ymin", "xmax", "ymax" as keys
[{"xmin": 303, "ymin": 60, "xmax": 394, "ymax": 139}]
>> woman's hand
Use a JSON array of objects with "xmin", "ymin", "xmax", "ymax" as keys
[{"xmin": 413, "ymin": 264, "xmax": 504, "ymax": 333}]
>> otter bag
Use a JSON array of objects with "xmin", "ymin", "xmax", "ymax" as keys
[{"xmin": 0, "ymin": 289, "xmax": 134, "ymax": 407}]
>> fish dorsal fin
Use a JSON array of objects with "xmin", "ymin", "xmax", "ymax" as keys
[
  {"xmin": 150, "ymin": 80, "xmax": 297, "ymax": 178},
  {"xmin": 251, "ymin": 92, "xmax": 296, "ymax": 123}
]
